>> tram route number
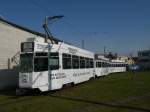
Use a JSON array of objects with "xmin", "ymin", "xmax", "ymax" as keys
[
  {"xmin": 50, "ymin": 73, "xmax": 66, "ymax": 80},
  {"xmin": 73, "ymin": 72, "xmax": 90, "ymax": 77}
]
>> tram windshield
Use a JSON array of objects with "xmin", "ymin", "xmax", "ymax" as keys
[
  {"xmin": 20, "ymin": 53, "xmax": 33, "ymax": 73},
  {"xmin": 20, "ymin": 52, "xmax": 59, "ymax": 73}
]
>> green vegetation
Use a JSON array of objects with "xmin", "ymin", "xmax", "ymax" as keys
[{"xmin": 0, "ymin": 71, "xmax": 150, "ymax": 112}]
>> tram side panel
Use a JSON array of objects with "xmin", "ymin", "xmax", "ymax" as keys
[{"xmin": 48, "ymin": 43, "xmax": 95, "ymax": 90}]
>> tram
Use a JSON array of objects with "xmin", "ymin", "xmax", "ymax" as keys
[
  {"xmin": 19, "ymin": 37, "xmax": 126, "ymax": 92},
  {"xmin": 19, "ymin": 38, "xmax": 94, "ymax": 92}
]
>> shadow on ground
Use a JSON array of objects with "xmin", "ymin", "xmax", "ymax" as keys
[
  {"xmin": 49, "ymin": 95, "xmax": 150, "ymax": 112},
  {"xmin": 0, "ymin": 89, "xmax": 150, "ymax": 112}
]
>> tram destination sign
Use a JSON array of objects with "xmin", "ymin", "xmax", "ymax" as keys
[
  {"xmin": 21, "ymin": 42, "xmax": 34, "ymax": 52},
  {"xmin": 68, "ymin": 47, "xmax": 78, "ymax": 54}
]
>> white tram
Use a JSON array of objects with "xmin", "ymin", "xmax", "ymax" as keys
[
  {"xmin": 19, "ymin": 37, "xmax": 127, "ymax": 92},
  {"xmin": 19, "ymin": 38, "xmax": 94, "ymax": 92},
  {"xmin": 95, "ymin": 59, "xmax": 126, "ymax": 77}
]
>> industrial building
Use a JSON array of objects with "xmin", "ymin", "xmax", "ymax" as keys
[
  {"xmin": 138, "ymin": 50, "xmax": 150, "ymax": 70},
  {"xmin": 0, "ymin": 17, "xmax": 60, "ymax": 90}
]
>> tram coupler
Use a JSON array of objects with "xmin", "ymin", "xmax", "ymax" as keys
[{"xmin": 16, "ymin": 88, "xmax": 27, "ymax": 96}]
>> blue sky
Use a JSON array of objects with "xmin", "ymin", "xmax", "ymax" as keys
[{"xmin": 0, "ymin": 0, "xmax": 150, "ymax": 56}]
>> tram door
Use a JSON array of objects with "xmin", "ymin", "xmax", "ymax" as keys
[
  {"xmin": 33, "ymin": 52, "xmax": 49, "ymax": 89},
  {"xmin": 48, "ymin": 52, "xmax": 60, "ymax": 89}
]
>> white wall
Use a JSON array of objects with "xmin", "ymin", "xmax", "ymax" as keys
[{"xmin": 0, "ymin": 21, "xmax": 43, "ymax": 90}]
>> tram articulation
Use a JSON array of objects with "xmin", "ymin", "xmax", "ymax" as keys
[{"xmin": 19, "ymin": 37, "xmax": 126, "ymax": 92}]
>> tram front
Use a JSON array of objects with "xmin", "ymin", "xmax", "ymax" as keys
[{"xmin": 19, "ymin": 41, "xmax": 50, "ymax": 92}]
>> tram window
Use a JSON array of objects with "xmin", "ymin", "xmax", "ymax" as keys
[
  {"xmin": 97, "ymin": 62, "xmax": 99, "ymax": 68},
  {"xmin": 110, "ymin": 64, "xmax": 112, "ymax": 67},
  {"xmin": 105, "ymin": 63, "xmax": 107, "ymax": 67},
  {"xmin": 90, "ymin": 59, "xmax": 94, "ymax": 68},
  {"xmin": 106, "ymin": 63, "xmax": 109, "ymax": 67},
  {"xmin": 63, "ymin": 53, "xmax": 71, "ymax": 69},
  {"xmin": 86, "ymin": 58, "xmax": 90, "ymax": 68},
  {"xmin": 80, "ymin": 57, "xmax": 85, "ymax": 68},
  {"xmin": 102, "ymin": 62, "xmax": 104, "ymax": 67},
  {"xmin": 34, "ymin": 57, "xmax": 48, "ymax": 72},
  {"xmin": 49, "ymin": 52, "xmax": 59, "ymax": 70},
  {"xmin": 72, "ymin": 55, "xmax": 79, "ymax": 69},
  {"xmin": 104, "ymin": 62, "xmax": 106, "ymax": 67},
  {"xmin": 98, "ymin": 62, "xmax": 101, "ymax": 67},
  {"xmin": 106, "ymin": 63, "xmax": 108, "ymax": 67},
  {"xmin": 103, "ymin": 62, "xmax": 106, "ymax": 67},
  {"xmin": 97, "ymin": 62, "xmax": 99, "ymax": 67},
  {"xmin": 96, "ymin": 62, "xmax": 98, "ymax": 68}
]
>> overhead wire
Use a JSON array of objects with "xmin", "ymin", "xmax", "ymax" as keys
[
  {"xmin": 27, "ymin": 0, "xmax": 52, "ymax": 15},
  {"xmin": 26, "ymin": 0, "xmax": 95, "ymax": 47}
]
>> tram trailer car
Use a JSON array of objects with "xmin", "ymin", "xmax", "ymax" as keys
[
  {"xmin": 94, "ymin": 59, "xmax": 126, "ymax": 77},
  {"xmin": 19, "ymin": 38, "xmax": 126, "ymax": 92},
  {"xmin": 95, "ymin": 59, "xmax": 109, "ymax": 77}
]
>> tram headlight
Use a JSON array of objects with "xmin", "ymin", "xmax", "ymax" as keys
[{"xmin": 21, "ymin": 75, "xmax": 28, "ymax": 83}]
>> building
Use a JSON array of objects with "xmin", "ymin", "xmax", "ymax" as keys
[
  {"xmin": 117, "ymin": 56, "xmax": 138, "ymax": 65},
  {"xmin": 138, "ymin": 50, "xmax": 150, "ymax": 70},
  {"xmin": 95, "ymin": 53, "xmax": 109, "ymax": 61},
  {"xmin": 0, "ymin": 17, "xmax": 61, "ymax": 90},
  {"xmin": 117, "ymin": 56, "xmax": 129, "ymax": 63}
]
